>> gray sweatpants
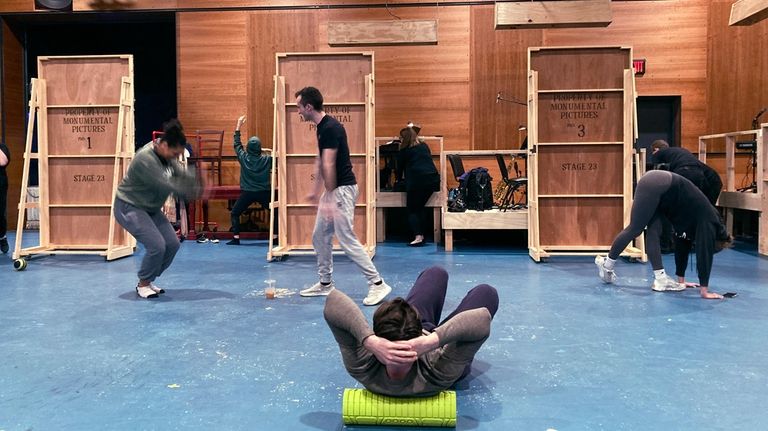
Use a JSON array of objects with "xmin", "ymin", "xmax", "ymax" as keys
[
  {"xmin": 608, "ymin": 170, "xmax": 672, "ymax": 270},
  {"xmin": 313, "ymin": 185, "xmax": 381, "ymax": 285},
  {"xmin": 114, "ymin": 198, "xmax": 180, "ymax": 282}
]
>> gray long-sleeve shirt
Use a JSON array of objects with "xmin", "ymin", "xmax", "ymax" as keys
[
  {"xmin": 323, "ymin": 289, "xmax": 492, "ymax": 397},
  {"xmin": 115, "ymin": 144, "xmax": 200, "ymax": 212}
]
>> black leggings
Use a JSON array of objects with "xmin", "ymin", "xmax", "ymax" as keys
[
  {"xmin": 0, "ymin": 178, "xmax": 7, "ymax": 236},
  {"xmin": 230, "ymin": 190, "xmax": 271, "ymax": 235},
  {"xmin": 406, "ymin": 185, "xmax": 435, "ymax": 237},
  {"xmin": 608, "ymin": 170, "xmax": 672, "ymax": 270}
]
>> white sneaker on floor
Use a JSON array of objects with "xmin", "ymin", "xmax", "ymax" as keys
[
  {"xmin": 149, "ymin": 282, "xmax": 165, "ymax": 294},
  {"xmin": 363, "ymin": 281, "xmax": 392, "ymax": 306},
  {"xmin": 136, "ymin": 285, "xmax": 159, "ymax": 299},
  {"xmin": 594, "ymin": 255, "xmax": 617, "ymax": 284},
  {"xmin": 300, "ymin": 281, "xmax": 335, "ymax": 297},
  {"xmin": 651, "ymin": 275, "xmax": 686, "ymax": 292}
]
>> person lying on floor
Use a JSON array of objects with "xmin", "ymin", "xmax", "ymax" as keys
[{"xmin": 324, "ymin": 265, "xmax": 498, "ymax": 397}]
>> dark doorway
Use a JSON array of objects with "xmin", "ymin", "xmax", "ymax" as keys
[
  {"xmin": 636, "ymin": 95, "xmax": 681, "ymax": 167},
  {"xmin": 12, "ymin": 12, "xmax": 176, "ymax": 148}
]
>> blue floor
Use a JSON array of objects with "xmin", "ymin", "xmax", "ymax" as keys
[{"xmin": 1, "ymin": 232, "xmax": 767, "ymax": 431}]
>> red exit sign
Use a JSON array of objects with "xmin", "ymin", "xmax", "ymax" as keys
[{"xmin": 633, "ymin": 59, "xmax": 646, "ymax": 76}]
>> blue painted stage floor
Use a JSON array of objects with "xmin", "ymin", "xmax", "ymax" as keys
[{"xmin": 1, "ymin": 232, "xmax": 767, "ymax": 430}]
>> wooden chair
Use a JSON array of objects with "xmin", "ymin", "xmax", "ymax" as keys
[{"xmin": 195, "ymin": 129, "xmax": 225, "ymax": 186}]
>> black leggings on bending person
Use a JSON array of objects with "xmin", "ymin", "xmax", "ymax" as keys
[{"xmin": 608, "ymin": 170, "xmax": 673, "ymax": 270}]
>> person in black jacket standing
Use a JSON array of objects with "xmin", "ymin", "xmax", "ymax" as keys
[
  {"xmin": 651, "ymin": 140, "xmax": 722, "ymax": 205},
  {"xmin": 0, "ymin": 141, "xmax": 9, "ymax": 254},
  {"xmin": 396, "ymin": 126, "xmax": 440, "ymax": 247}
]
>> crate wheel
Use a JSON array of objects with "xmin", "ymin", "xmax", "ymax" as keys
[{"xmin": 13, "ymin": 258, "xmax": 27, "ymax": 271}]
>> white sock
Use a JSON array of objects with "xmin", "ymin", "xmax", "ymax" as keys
[
  {"xmin": 654, "ymin": 269, "xmax": 666, "ymax": 279},
  {"xmin": 603, "ymin": 257, "xmax": 616, "ymax": 270}
]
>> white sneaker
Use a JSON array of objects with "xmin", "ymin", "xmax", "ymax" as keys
[
  {"xmin": 149, "ymin": 282, "xmax": 165, "ymax": 294},
  {"xmin": 300, "ymin": 281, "xmax": 335, "ymax": 297},
  {"xmin": 136, "ymin": 285, "xmax": 159, "ymax": 299},
  {"xmin": 363, "ymin": 281, "xmax": 392, "ymax": 306},
  {"xmin": 595, "ymin": 255, "xmax": 617, "ymax": 284},
  {"xmin": 651, "ymin": 275, "xmax": 686, "ymax": 292}
]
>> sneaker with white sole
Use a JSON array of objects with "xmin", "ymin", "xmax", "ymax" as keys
[
  {"xmin": 136, "ymin": 285, "xmax": 159, "ymax": 299},
  {"xmin": 651, "ymin": 275, "xmax": 686, "ymax": 292},
  {"xmin": 149, "ymin": 282, "xmax": 165, "ymax": 294},
  {"xmin": 363, "ymin": 281, "xmax": 392, "ymax": 306},
  {"xmin": 594, "ymin": 255, "xmax": 617, "ymax": 284},
  {"xmin": 300, "ymin": 281, "xmax": 335, "ymax": 297}
]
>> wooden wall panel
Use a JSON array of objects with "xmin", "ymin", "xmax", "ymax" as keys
[
  {"xmin": 707, "ymin": 0, "xmax": 768, "ymax": 134},
  {"xmin": 542, "ymin": 0, "xmax": 710, "ymax": 152},
  {"xmin": 319, "ymin": 7, "xmax": 471, "ymax": 151},
  {"xmin": 2, "ymin": 22, "xmax": 24, "ymax": 231},
  {"xmin": 177, "ymin": 11, "xmax": 247, "ymax": 154},
  {"xmin": 471, "ymin": 6, "xmax": 542, "ymax": 151}
]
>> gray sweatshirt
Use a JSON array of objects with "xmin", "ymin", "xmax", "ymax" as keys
[
  {"xmin": 323, "ymin": 289, "xmax": 492, "ymax": 397},
  {"xmin": 115, "ymin": 144, "xmax": 200, "ymax": 212}
]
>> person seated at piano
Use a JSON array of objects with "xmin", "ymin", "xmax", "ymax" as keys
[
  {"xmin": 227, "ymin": 115, "xmax": 273, "ymax": 245},
  {"xmin": 396, "ymin": 124, "xmax": 440, "ymax": 247}
]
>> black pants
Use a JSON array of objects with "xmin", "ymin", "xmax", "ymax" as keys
[
  {"xmin": 230, "ymin": 190, "xmax": 271, "ymax": 235},
  {"xmin": 0, "ymin": 177, "xmax": 7, "ymax": 236},
  {"xmin": 406, "ymin": 184, "xmax": 437, "ymax": 237}
]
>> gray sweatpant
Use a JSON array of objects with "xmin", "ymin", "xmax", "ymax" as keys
[
  {"xmin": 608, "ymin": 170, "xmax": 672, "ymax": 270},
  {"xmin": 313, "ymin": 185, "xmax": 381, "ymax": 285},
  {"xmin": 114, "ymin": 198, "xmax": 180, "ymax": 282}
]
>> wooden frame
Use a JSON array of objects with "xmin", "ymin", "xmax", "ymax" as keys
[
  {"xmin": 374, "ymin": 136, "xmax": 443, "ymax": 244},
  {"xmin": 13, "ymin": 55, "xmax": 136, "ymax": 265},
  {"xmin": 440, "ymin": 149, "xmax": 529, "ymax": 252},
  {"xmin": 527, "ymin": 46, "xmax": 644, "ymax": 262},
  {"xmin": 268, "ymin": 52, "xmax": 376, "ymax": 261},
  {"xmin": 698, "ymin": 125, "xmax": 766, "ymax": 256}
]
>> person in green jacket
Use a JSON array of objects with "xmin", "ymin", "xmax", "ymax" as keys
[
  {"xmin": 227, "ymin": 115, "xmax": 273, "ymax": 245},
  {"xmin": 114, "ymin": 119, "xmax": 202, "ymax": 298}
]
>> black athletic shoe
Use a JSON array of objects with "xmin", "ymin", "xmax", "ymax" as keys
[
  {"xmin": 0, "ymin": 237, "xmax": 8, "ymax": 254},
  {"xmin": 226, "ymin": 238, "xmax": 240, "ymax": 245}
]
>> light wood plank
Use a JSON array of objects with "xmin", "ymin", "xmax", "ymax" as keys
[
  {"xmin": 495, "ymin": 0, "xmax": 612, "ymax": 29},
  {"xmin": 328, "ymin": 20, "xmax": 437, "ymax": 45},
  {"xmin": 729, "ymin": 0, "xmax": 768, "ymax": 25}
]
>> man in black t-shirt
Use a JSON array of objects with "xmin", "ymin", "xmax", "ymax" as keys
[
  {"xmin": 651, "ymin": 140, "xmax": 722, "ymax": 205},
  {"xmin": 294, "ymin": 87, "xmax": 391, "ymax": 306},
  {"xmin": 0, "ymin": 142, "xmax": 10, "ymax": 253}
]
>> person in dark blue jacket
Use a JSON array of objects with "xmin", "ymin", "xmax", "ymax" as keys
[{"xmin": 227, "ymin": 115, "xmax": 273, "ymax": 245}]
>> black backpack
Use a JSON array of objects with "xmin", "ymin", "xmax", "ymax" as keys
[{"xmin": 462, "ymin": 167, "xmax": 494, "ymax": 211}]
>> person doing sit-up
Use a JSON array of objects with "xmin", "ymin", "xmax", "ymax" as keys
[{"xmin": 324, "ymin": 266, "xmax": 498, "ymax": 397}]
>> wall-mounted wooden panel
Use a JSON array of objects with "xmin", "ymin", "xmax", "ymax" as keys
[
  {"xmin": 707, "ymin": 0, "xmax": 768, "ymax": 134},
  {"xmin": 495, "ymin": 0, "xmax": 612, "ymax": 29},
  {"xmin": 328, "ymin": 20, "xmax": 438, "ymax": 45},
  {"xmin": 2, "ymin": 22, "xmax": 24, "ymax": 231},
  {"xmin": 177, "ymin": 11, "xmax": 247, "ymax": 151},
  {"xmin": 470, "ymin": 6, "xmax": 541, "ymax": 151},
  {"xmin": 729, "ymin": 0, "xmax": 768, "ymax": 26}
]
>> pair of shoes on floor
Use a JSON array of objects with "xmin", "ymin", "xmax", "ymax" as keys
[
  {"xmin": 299, "ymin": 280, "xmax": 392, "ymax": 306},
  {"xmin": 651, "ymin": 275, "xmax": 686, "ymax": 292},
  {"xmin": 363, "ymin": 281, "xmax": 392, "ymax": 306},
  {"xmin": 300, "ymin": 281, "xmax": 335, "ymax": 297},
  {"xmin": 594, "ymin": 255, "xmax": 617, "ymax": 284},
  {"xmin": 136, "ymin": 282, "xmax": 165, "ymax": 299},
  {"xmin": 196, "ymin": 236, "xmax": 219, "ymax": 244},
  {"xmin": 0, "ymin": 237, "xmax": 8, "ymax": 254}
]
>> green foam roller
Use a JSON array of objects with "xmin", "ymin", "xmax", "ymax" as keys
[{"xmin": 342, "ymin": 388, "xmax": 456, "ymax": 427}]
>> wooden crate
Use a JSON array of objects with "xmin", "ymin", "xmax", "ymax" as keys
[
  {"xmin": 527, "ymin": 46, "xmax": 645, "ymax": 262},
  {"xmin": 12, "ymin": 55, "xmax": 135, "ymax": 266},
  {"xmin": 269, "ymin": 52, "xmax": 375, "ymax": 261}
]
